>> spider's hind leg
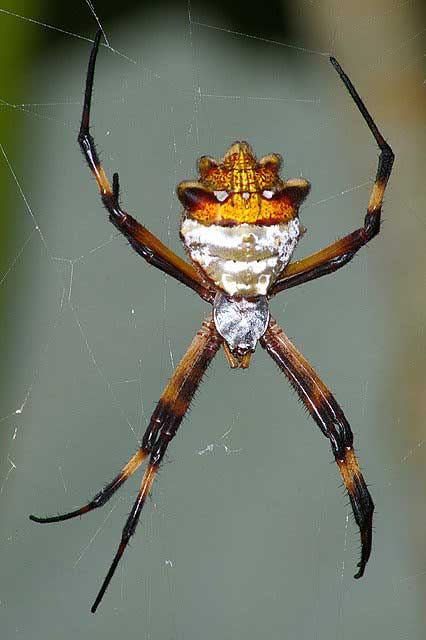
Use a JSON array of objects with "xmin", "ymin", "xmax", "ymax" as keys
[
  {"xmin": 91, "ymin": 316, "xmax": 222, "ymax": 612},
  {"xmin": 261, "ymin": 318, "xmax": 374, "ymax": 579},
  {"xmin": 31, "ymin": 317, "xmax": 223, "ymax": 613},
  {"xmin": 29, "ymin": 449, "xmax": 148, "ymax": 524}
]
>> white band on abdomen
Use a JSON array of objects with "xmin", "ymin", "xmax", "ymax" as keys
[{"xmin": 180, "ymin": 218, "xmax": 300, "ymax": 296}]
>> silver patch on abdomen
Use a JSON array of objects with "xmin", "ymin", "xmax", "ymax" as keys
[
  {"xmin": 213, "ymin": 292, "xmax": 269, "ymax": 354},
  {"xmin": 180, "ymin": 218, "xmax": 300, "ymax": 296}
]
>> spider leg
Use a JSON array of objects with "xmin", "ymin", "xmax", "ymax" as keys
[
  {"xmin": 89, "ymin": 316, "xmax": 222, "ymax": 612},
  {"xmin": 260, "ymin": 318, "xmax": 374, "ymax": 579},
  {"xmin": 29, "ymin": 449, "xmax": 148, "ymax": 523},
  {"xmin": 270, "ymin": 56, "xmax": 394, "ymax": 296},
  {"xmin": 78, "ymin": 30, "xmax": 214, "ymax": 303},
  {"xmin": 112, "ymin": 172, "xmax": 120, "ymax": 201}
]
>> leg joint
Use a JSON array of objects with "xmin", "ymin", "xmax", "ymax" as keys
[
  {"xmin": 376, "ymin": 145, "xmax": 394, "ymax": 181},
  {"xmin": 329, "ymin": 420, "xmax": 354, "ymax": 459},
  {"xmin": 363, "ymin": 209, "xmax": 381, "ymax": 239}
]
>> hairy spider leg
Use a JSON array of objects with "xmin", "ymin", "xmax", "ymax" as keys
[
  {"xmin": 78, "ymin": 30, "xmax": 213, "ymax": 302},
  {"xmin": 31, "ymin": 317, "xmax": 222, "ymax": 612},
  {"xmin": 261, "ymin": 319, "xmax": 374, "ymax": 578},
  {"xmin": 91, "ymin": 317, "xmax": 222, "ymax": 612},
  {"xmin": 270, "ymin": 56, "xmax": 394, "ymax": 296},
  {"xmin": 29, "ymin": 449, "xmax": 148, "ymax": 523}
]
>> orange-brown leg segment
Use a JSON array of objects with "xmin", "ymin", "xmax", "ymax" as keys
[
  {"xmin": 260, "ymin": 318, "xmax": 374, "ymax": 579},
  {"xmin": 78, "ymin": 31, "xmax": 214, "ymax": 303},
  {"xmin": 270, "ymin": 56, "xmax": 394, "ymax": 296}
]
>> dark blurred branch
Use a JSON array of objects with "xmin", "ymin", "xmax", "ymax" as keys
[{"xmin": 46, "ymin": 0, "xmax": 296, "ymax": 50}]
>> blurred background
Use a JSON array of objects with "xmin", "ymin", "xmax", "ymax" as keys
[{"xmin": 0, "ymin": 1, "xmax": 425, "ymax": 638}]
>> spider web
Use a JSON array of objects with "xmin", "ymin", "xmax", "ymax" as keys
[{"xmin": 0, "ymin": 1, "xmax": 425, "ymax": 638}]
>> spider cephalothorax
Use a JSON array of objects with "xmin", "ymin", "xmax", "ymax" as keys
[
  {"xmin": 31, "ymin": 30, "xmax": 394, "ymax": 613},
  {"xmin": 177, "ymin": 141, "xmax": 310, "ymax": 225}
]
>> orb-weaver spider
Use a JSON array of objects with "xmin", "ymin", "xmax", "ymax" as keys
[{"xmin": 30, "ymin": 30, "xmax": 394, "ymax": 613}]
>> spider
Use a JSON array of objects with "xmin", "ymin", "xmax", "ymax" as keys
[{"xmin": 30, "ymin": 30, "xmax": 394, "ymax": 613}]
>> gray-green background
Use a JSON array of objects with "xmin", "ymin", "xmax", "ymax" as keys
[{"xmin": 1, "ymin": 1, "xmax": 426, "ymax": 638}]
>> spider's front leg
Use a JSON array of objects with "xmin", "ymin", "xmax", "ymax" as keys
[
  {"xmin": 78, "ymin": 30, "xmax": 214, "ymax": 302},
  {"xmin": 269, "ymin": 56, "xmax": 394, "ymax": 296},
  {"xmin": 261, "ymin": 319, "xmax": 374, "ymax": 578}
]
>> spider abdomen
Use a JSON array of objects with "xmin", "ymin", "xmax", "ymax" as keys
[
  {"xmin": 180, "ymin": 218, "xmax": 300, "ymax": 296},
  {"xmin": 213, "ymin": 292, "xmax": 270, "ymax": 355}
]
